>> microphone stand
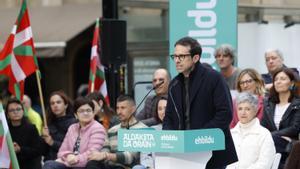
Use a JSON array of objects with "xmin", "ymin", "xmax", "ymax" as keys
[
  {"xmin": 126, "ymin": 81, "xmax": 164, "ymax": 129},
  {"xmin": 169, "ymin": 80, "xmax": 181, "ymax": 130}
]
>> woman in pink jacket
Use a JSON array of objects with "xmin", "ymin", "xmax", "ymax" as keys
[{"xmin": 43, "ymin": 97, "xmax": 106, "ymax": 169}]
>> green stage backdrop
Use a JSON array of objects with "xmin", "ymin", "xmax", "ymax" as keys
[{"xmin": 169, "ymin": 0, "xmax": 237, "ymax": 77}]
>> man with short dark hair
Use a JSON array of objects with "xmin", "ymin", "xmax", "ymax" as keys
[
  {"xmin": 164, "ymin": 36, "xmax": 238, "ymax": 168},
  {"xmin": 86, "ymin": 95, "xmax": 147, "ymax": 169}
]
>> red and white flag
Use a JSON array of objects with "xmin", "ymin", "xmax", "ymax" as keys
[
  {"xmin": 88, "ymin": 18, "xmax": 110, "ymax": 104},
  {"xmin": 0, "ymin": 0, "xmax": 39, "ymax": 100},
  {"xmin": 0, "ymin": 103, "xmax": 20, "ymax": 169}
]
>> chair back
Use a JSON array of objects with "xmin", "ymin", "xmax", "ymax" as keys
[{"xmin": 271, "ymin": 153, "xmax": 281, "ymax": 169}]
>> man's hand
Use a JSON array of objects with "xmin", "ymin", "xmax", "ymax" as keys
[{"xmin": 87, "ymin": 151, "xmax": 107, "ymax": 161}]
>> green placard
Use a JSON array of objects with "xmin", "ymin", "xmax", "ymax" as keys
[
  {"xmin": 118, "ymin": 128, "xmax": 224, "ymax": 153},
  {"xmin": 169, "ymin": 0, "xmax": 237, "ymax": 76}
]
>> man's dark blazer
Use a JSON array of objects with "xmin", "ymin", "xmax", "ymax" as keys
[{"xmin": 163, "ymin": 62, "xmax": 238, "ymax": 168}]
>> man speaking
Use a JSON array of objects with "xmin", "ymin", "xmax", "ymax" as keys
[{"xmin": 163, "ymin": 37, "xmax": 238, "ymax": 169}]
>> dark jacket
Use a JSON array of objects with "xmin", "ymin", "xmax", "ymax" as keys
[
  {"xmin": 42, "ymin": 114, "xmax": 76, "ymax": 161},
  {"xmin": 285, "ymin": 141, "xmax": 300, "ymax": 169},
  {"xmin": 261, "ymin": 66, "xmax": 299, "ymax": 84},
  {"xmin": 261, "ymin": 97, "xmax": 300, "ymax": 140},
  {"xmin": 136, "ymin": 95, "xmax": 160, "ymax": 126},
  {"xmin": 9, "ymin": 120, "xmax": 42, "ymax": 169},
  {"xmin": 163, "ymin": 62, "xmax": 238, "ymax": 168}
]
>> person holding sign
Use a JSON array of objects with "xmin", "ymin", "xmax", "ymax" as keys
[{"xmin": 164, "ymin": 37, "xmax": 238, "ymax": 169}]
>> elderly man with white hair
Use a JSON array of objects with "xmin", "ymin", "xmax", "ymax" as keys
[
  {"xmin": 262, "ymin": 49, "xmax": 299, "ymax": 91},
  {"xmin": 262, "ymin": 49, "xmax": 285, "ymax": 90},
  {"xmin": 227, "ymin": 92, "xmax": 276, "ymax": 169}
]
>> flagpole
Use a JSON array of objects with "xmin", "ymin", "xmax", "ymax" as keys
[
  {"xmin": 91, "ymin": 79, "xmax": 95, "ymax": 93},
  {"xmin": 0, "ymin": 103, "xmax": 21, "ymax": 169},
  {"xmin": 35, "ymin": 71, "xmax": 47, "ymax": 127},
  {"xmin": 90, "ymin": 73, "xmax": 96, "ymax": 93}
]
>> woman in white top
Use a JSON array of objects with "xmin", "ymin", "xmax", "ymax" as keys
[
  {"xmin": 261, "ymin": 68, "xmax": 300, "ymax": 168},
  {"xmin": 228, "ymin": 92, "xmax": 276, "ymax": 169}
]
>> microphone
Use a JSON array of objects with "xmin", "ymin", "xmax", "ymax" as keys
[
  {"xmin": 169, "ymin": 80, "xmax": 181, "ymax": 130},
  {"xmin": 126, "ymin": 80, "xmax": 165, "ymax": 129},
  {"xmin": 153, "ymin": 80, "xmax": 165, "ymax": 90}
]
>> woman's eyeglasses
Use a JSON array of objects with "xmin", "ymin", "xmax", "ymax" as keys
[
  {"xmin": 77, "ymin": 109, "xmax": 93, "ymax": 114},
  {"xmin": 239, "ymin": 79, "xmax": 254, "ymax": 86}
]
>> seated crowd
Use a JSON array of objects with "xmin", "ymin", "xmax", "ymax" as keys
[{"xmin": 2, "ymin": 48, "xmax": 300, "ymax": 169}]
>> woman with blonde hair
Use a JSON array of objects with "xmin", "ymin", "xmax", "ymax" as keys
[
  {"xmin": 230, "ymin": 68, "xmax": 266, "ymax": 128},
  {"xmin": 236, "ymin": 68, "xmax": 265, "ymax": 96}
]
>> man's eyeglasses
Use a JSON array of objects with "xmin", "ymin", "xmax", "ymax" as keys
[{"xmin": 170, "ymin": 54, "xmax": 191, "ymax": 61}]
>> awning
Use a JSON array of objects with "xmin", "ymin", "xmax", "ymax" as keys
[{"xmin": 0, "ymin": 3, "xmax": 102, "ymax": 57}]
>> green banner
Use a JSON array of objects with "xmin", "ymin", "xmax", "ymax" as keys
[
  {"xmin": 118, "ymin": 128, "xmax": 224, "ymax": 153},
  {"xmin": 169, "ymin": 0, "xmax": 237, "ymax": 76}
]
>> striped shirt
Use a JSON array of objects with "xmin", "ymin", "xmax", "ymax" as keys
[{"xmin": 101, "ymin": 119, "xmax": 148, "ymax": 168}]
